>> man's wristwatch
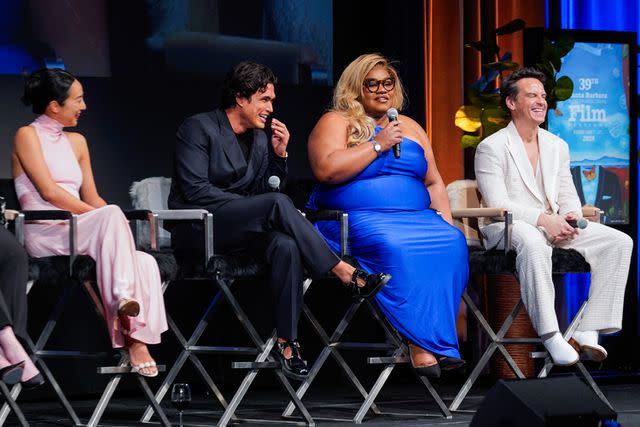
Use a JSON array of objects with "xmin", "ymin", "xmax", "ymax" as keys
[{"xmin": 371, "ymin": 140, "xmax": 382, "ymax": 156}]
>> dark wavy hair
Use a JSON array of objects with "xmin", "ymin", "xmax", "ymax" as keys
[
  {"xmin": 219, "ymin": 62, "xmax": 277, "ymax": 109},
  {"xmin": 500, "ymin": 67, "xmax": 546, "ymax": 114},
  {"xmin": 22, "ymin": 68, "xmax": 77, "ymax": 114}
]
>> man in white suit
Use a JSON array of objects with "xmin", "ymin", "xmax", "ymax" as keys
[{"xmin": 475, "ymin": 68, "xmax": 633, "ymax": 366}]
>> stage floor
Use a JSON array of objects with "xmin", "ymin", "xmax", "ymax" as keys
[{"xmin": 9, "ymin": 380, "xmax": 640, "ymax": 426}]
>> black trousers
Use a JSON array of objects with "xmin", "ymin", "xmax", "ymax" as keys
[
  {"xmin": 0, "ymin": 227, "xmax": 29, "ymax": 340},
  {"xmin": 174, "ymin": 193, "xmax": 340, "ymax": 339}
]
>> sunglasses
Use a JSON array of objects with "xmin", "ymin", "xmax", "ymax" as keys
[{"xmin": 363, "ymin": 77, "xmax": 396, "ymax": 93}]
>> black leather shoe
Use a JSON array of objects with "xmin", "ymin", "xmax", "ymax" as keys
[
  {"xmin": 350, "ymin": 270, "xmax": 391, "ymax": 299},
  {"xmin": 21, "ymin": 373, "xmax": 45, "ymax": 389},
  {"xmin": 0, "ymin": 362, "xmax": 25, "ymax": 385},
  {"xmin": 273, "ymin": 339, "xmax": 309, "ymax": 381}
]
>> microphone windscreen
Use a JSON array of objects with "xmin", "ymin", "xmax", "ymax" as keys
[
  {"xmin": 386, "ymin": 108, "xmax": 398, "ymax": 121},
  {"xmin": 567, "ymin": 218, "xmax": 589, "ymax": 229},
  {"xmin": 268, "ymin": 175, "xmax": 281, "ymax": 191}
]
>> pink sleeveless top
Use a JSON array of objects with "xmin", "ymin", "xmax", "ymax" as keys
[{"xmin": 14, "ymin": 115, "xmax": 83, "ymax": 210}]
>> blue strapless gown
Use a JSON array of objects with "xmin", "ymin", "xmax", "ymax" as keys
[{"xmin": 308, "ymin": 131, "xmax": 468, "ymax": 357}]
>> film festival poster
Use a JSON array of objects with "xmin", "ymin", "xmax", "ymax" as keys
[{"xmin": 548, "ymin": 41, "xmax": 631, "ymax": 225}]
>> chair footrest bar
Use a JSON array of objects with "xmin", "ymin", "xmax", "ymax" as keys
[
  {"xmin": 232, "ymin": 361, "xmax": 279, "ymax": 369},
  {"xmin": 187, "ymin": 345, "xmax": 259, "ymax": 354},
  {"xmin": 367, "ymin": 356, "xmax": 409, "ymax": 364},
  {"xmin": 36, "ymin": 350, "xmax": 107, "ymax": 358},
  {"xmin": 97, "ymin": 365, "xmax": 166, "ymax": 374},
  {"xmin": 234, "ymin": 416, "xmax": 314, "ymax": 426},
  {"xmin": 499, "ymin": 338, "xmax": 541, "ymax": 344},
  {"xmin": 331, "ymin": 342, "xmax": 396, "ymax": 350},
  {"xmin": 530, "ymin": 351, "xmax": 549, "ymax": 359}
]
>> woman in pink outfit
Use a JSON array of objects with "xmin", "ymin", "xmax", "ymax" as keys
[{"xmin": 11, "ymin": 68, "xmax": 167, "ymax": 377}]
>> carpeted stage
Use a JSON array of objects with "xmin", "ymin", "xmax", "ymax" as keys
[{"xmin": 8, "ymin": 377, "xmax": 640, "ymax": 426}]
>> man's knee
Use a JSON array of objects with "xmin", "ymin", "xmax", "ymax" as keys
[
  {"xmin": 617, "ymin": 231, "xmax": 633, "ymax": 253},
  {"xmin": 260, "ymin": 192, "xmax": 295, "ymax": 210},
  {"xmin": 595, "ymin": 226, "xmax": 634, "ymax": 254},
  {"xmin": 267, "ymin": 233, "xmax": 299, "ymax": 259},
  {"xmin": 3, "ymin": 244, "xmax": 28, "ymax": 270},
  {"xmin": 512, "ymin": 224, "xmax": 550, "ymax": 256}
]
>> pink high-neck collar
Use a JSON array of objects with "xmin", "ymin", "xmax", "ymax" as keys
[{"xmin": 33, "ymin": 114, "xmax": 65, "ymax": 137}]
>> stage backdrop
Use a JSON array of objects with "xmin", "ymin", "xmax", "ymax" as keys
[
  {"xmin": 547, "ymin": 0, "xmax": 640, "ymax": 349},
  {"xmin": 548, "ymin": 41, "xmax": 632, "ymax": 225}
]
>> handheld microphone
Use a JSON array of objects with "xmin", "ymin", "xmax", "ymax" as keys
[
  {"xmin": 386, "ymin": 108, "xmax": 400, "ymax": 159},
  {"xmin": 567, "ymin": 218, "xmax": 588, "ymax": 229},
  {"xmin": 268, "ymin": 175, "xmax": 281, "ymax": 192}
]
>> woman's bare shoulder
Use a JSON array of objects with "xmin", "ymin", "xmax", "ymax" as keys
[
  {"xmin": 399, "ymin": 114, "xmax": 424, "ymax": 132},
  {"xmin": 318, "ymin": 111, "xmax": 349, "ymax": 126},
  {"xmin": 65, "ymin": 131, "xmax": 88, "ymax": 147},
  {"xmin": 65, "ymin": 132, "xmax": 89, "ymax": 160},
  {"xmin": 399, "ymin": 114, "xmax": 429, "ymax": 146},
  {"xmin": 13, "ymin": 126, "xmax": 38, "ymax": 147},
  {"xmin": 14, "ymin": 125, "xmax": 36, "ymax": 138}
]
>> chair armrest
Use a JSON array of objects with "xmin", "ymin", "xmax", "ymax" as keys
[
  {"xmin": 452, "ymin": 208, "xmax": 508, "ymax": 218},
  {"xmin": 302, "ymin": 209, "xmax": 343, "ymax": 222},
  {"xmin": 4, "ymin": 209, "xmax": 19, "ymax": 221},
  {"xmin": 124, "ymin": 210, "xmax": 161, "ymax": 251},
  {"xmin": 302, "ymin": 209, "xmax": 349, "ymax": 257},
  {"xmin": 146, "ymin": 209, "xmax": 214, "ymax": 267},
  {"xmin": 14, "ymin": 209, "xmax": 78, "ymax": 274},
  {"xmin": 581, "ymin": 206, "xmax": 602, "ymax": 224},
  {"xmin": 152, "ymin": 209, "xmax": 210, "ymax": 221},
  {"xmin": 451, "ymin": 207, "xmax": 513, "ymax": 252},
  {"xmin": 123, "ymin": 209, "xmax": 153, "ymax": 221},
  {"xmin": 21, "ymin": 209, "xmax": 73, "ymax": 220}
]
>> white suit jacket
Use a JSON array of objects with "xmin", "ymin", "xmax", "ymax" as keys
[{"xmin": 474, "ymin": 121, "xmax": 582, "ymax": 248}]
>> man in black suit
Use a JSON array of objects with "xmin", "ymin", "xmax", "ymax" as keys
[{"xmin": 169, "ymin": 62, "xmax": 390, "ymax": 379}]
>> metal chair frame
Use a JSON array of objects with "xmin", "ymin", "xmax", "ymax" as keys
[
  {"xmin": 5, "ymin": 209, "xmax": 173, "ymax": 426},
  {"xmin": 282, "ymin": 226, "xmax": 452, "ymax": 423},
  {"xmin": 283, "ymin": 295, "xmax": 452, "ymax": 424},
  {"xmin": 140, "ymin": 209, "xmax": 346, "ymax": 427},
  {"xmin": 448, "ymin": 207, "xmax": 610, "ymax": 412}
]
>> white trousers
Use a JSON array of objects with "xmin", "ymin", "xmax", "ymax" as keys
[{"xmin": 484, "ymin": 221, "xmax": 633, "ymax": 336}]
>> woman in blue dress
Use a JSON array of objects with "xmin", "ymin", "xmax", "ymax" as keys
[{"xmin": 307, "ymin": 53, "xmax": 468, "ymax": 377}]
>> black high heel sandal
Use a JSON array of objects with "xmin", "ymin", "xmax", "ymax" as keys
[
  {"xmin": 0, "ymin": 362, "xmax": 25, "ymax": 385},
  {"xmin": 350, "ymin": 269, "xmax": 391, "ymax": 299},
  {"xmin": 273, "ymin": 339, "xmax": 309, "ymax": 381},
  {"xmin": 437, "ymin": 356, "xmax": 466, "ymax": 371},
  {"xmin": 21, "ymin": 372, "xmax": 45, "ymax": 389},
  {"xmin": 408, "ymin": 344, "xmax": 441, "ymax": 378}
]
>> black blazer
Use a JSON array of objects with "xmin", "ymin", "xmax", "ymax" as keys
[{"xmin": 168, "ymin": 109, "xmax": 287, "ymax": 212}]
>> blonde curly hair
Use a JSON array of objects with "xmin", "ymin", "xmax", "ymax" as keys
[{"xmin": 332, "ymin": 53, "xmax": 405, "ymax": 147}]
